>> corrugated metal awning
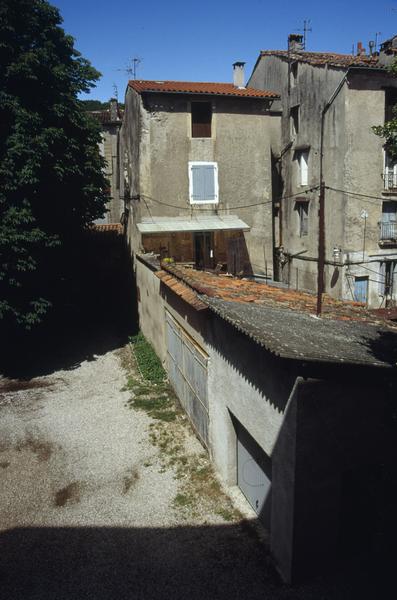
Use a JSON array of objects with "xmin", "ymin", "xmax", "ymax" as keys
[{"xmin": 137, "ymin": 215, "xmax": 250, "ymax": 234}]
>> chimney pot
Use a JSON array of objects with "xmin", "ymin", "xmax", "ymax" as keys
[
  {"xmin": 233, "ymin": 61, "xmax": 245, "ymax": 88},
  {"xmin": 288, "ymin": 34, "xmax": 304, "ymax": 52},
  {"xmin": 110, "ymin": 98, "xmax": 118, "ymax": 121}
]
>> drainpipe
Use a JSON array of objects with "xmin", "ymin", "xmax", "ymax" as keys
[{"xmin": 317, "ymin": 69, "xmax": 351, "ymax": 315}]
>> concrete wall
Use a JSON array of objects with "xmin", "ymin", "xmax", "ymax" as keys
[
  {"xmin": 135, "ymin": 257, "xmax": 397, "ymax": 582},
  {"xmin": 249, "ymin": 55, "xmax": 397, "ymax": 305},
  {"xmin": 135, "ymin": 256, "xmax": 167, "ymax": 363},
  {"xmin": 120, "ymin": 87, "xmax": 281, "ymax": 276}
]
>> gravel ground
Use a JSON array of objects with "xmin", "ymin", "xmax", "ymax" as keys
[{"xmin": 0, "ymin": 343, "xmax": 379, "ymax": 599}]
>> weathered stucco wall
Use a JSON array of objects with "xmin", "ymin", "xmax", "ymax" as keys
[
  {"xmin": 249, "ymin": 55, "xmax": 397, "ymax": 305},
  {"xmin": 120, "ymin": 87, "xmax": 281, "ymax": 276},
  {"xmin": 135, "ymin": 256, "xmax": 167, "ymax": 363}
]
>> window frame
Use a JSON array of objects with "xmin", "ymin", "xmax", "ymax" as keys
[
  {"xmin": 295, "ymin": 199, "xmax": 309, "ymax": 237},
  {"xmin": 188, "ymin": 161, "xmax": 219, "ymax": 205},
  {"xmin": 297, "ymin": 150, "xmax": 309, "ymax": 186},
  {"xmin": 191, "ymin": 101, "xmax": 212, "ymax": 138}
]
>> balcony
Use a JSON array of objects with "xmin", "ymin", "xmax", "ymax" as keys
[{"xmin": 383, "ymin": 170, "xmax": 397, "ymax": 191}]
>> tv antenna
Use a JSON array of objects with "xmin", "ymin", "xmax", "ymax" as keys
[
  {"xmin": 298, "ymin": 19, "xmax": 312, "ymax": 50},
  {"xmin": 118, "ymin": 57, "xmax": 142, "ymax": 80},
  {"xmin": 375, "ymin": 32, "xmax": 382, "ymax": 52}
]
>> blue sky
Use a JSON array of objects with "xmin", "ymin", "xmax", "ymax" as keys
[{"xmin": 53, "ymin": 0, "xmax": 397, "ymax": 101}]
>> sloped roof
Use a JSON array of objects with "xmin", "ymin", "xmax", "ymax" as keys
[
  {"xmin": 128, "ymin": 80, "xmax": 279, "ymax": 99},
  {"xmin": 154, "ymin": 263, "xmax": 397, "ymax": 368},
  {"xmin": 259, "ymin": 50, "xmax": 381, "ymax": 69}
]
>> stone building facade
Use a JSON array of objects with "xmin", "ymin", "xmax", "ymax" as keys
[
  {"xmin": 91, "ymin": 99, "xmax": 123, "ymax": 224},
  {"xmin": 119, "ymin": 67, "xmax": 281, "ymax": 277},
  {"xmin": 249, "ymin": 36, "xmax": 397, "ymax": 308}
]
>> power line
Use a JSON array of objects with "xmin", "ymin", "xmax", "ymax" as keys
[{"xmin": 325, "ymin": 185, "xmax": 387, "ymax": 204}]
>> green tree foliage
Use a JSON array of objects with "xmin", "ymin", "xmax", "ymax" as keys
[
  {"xmin": 373, "ymin": 64, "xmax": 397, "ymax": 158},
  {"xmin": 0, "ymin": 0, "xmax": 109, "ymax": 328}
]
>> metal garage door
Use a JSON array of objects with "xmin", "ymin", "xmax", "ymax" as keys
[
  {"xmin": 237, "ymin": 422, "xmax": 272, "ymax": 526},
  {"xmin": 166, "ymin": 312, "xmax": 209, "ymax": 446}
]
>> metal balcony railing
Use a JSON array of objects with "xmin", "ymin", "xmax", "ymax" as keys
[
  {"xmin": 384, "ymin": 170, "xmax": 397, "ymax": 190},
  {"xmin": 380, "ymin": 221, "xmax": 397, "ymax": 240}
]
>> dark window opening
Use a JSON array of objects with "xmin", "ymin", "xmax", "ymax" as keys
[
  {"xmin": 295, "ymin": 200, "xmax": 309, "ymax": 237},
  {"xmin": 290, "ymin": 105, "xmax": 299, "ymax": 136},
  {"xmin": 191, "ymin": 102, "xmax": 212, "ymax": 138},
  {"xmin": 385, "ymin": 88, "xmax": 397, "ymax": 122}
]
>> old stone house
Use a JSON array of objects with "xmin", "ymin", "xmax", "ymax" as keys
[
  {"xmin": 91, "ymin": 99, "xmax": 123, "ymax": 224},
  {"xmin": 248, "ymin": 34, "xmax": 397, "ymax": 308},
  {"xmin": 119, "ymin": 65, "xmax": 281, "ymax": 277}
]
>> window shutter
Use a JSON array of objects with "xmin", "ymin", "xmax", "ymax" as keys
[
  {"xmin": 190, "ymin": 164, "xmax": 217, "ymax": 202},
  {"xmin": 379, "ymin": 261, "xmax": 386, "ymax": 295},
  {"xmin": 300, "ymin": 152, "xmax": 308, "ymax": 186},
  {"xmin": 302, "ymin": 205, "xmax": 308, "ymax": 235},
  {"xmin": 393, "ymin": 261, "xmax": 397, "ymax": 295}
]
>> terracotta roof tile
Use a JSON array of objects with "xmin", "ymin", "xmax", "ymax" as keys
[
  {"xmin": 160, "ymin": 263, "xmax": 396, "ymax": 327},
  {"xmin": 128, "ymin": 80, "xmax": 279, "ymax": 99},
  {"xmin": 153, "ymin": 263, "xmax": 397, "ymax": 367},
  {"xmin": 91, "ymin": 223, "xmax": 123, "ymax": 234},
  {"xmin": 260, "ymin": 50, "xmax": 382, "ymax": 69}
]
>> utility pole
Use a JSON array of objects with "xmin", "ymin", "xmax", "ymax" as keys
[{"xmin": 316, "ymin": 182, "xmax": 325, "ymax": 315}]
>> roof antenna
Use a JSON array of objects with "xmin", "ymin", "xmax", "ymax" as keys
[
  {"xmin": 298, "ymin": 19, "xmax": 312, "ymax": 50},
  {"xmin": 118, "ymin": 57, "xmax": 142, "ymax": 80}
]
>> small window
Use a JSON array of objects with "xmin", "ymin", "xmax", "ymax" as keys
[
  {"xmin": 379, "ymin": 260, "xmax": 397, "ymax": 296},
  {"xmin": 188, "ymin": 161, "xmax": 218, "ymax": 204},
  {"xmin": 290, "ymin": 105, "xmax": 299, "ymax": 137},
  {"xmin": 297, "ymin": 150, "xmax": 309, "ymax": 186},
  {"xmin": 295, "ymin": 200, "xmax": 309, "ymax": 237},
  {"xmin": 191, "ymin": 102, "xmax": 212, "ymax": 138}
]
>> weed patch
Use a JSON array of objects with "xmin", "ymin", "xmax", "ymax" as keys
[
  {"xmin": 129, "ymin": 333, "xmax": 165, "ymax": 383},
  {"xmin": 122, "ymin": 332, "xmax": 241, "ymax": 525}
]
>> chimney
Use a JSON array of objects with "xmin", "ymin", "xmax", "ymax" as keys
[
  {"xmin": 233, "ymin": 62, "xmax": 245, "ymax": 88},
  {"xmin": 110, "ymin": 98, "xmax": 118, "ymax": 121},
  {"xmin": 288, "ymin": 34, "xmax": 304, "ymax": 52},
  {"xmin": 356, "ymin": 41, "xmax": 366, "ymax": 56}
]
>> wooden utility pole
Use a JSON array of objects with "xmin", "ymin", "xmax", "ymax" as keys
[{"xmin": 316, "ymin": 182, "xmax": 325, "ymax": 315}]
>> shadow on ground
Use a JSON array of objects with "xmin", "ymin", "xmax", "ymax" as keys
[
  {"xmin": 1, "ymin": 230, "xmax": 138, "ymax": 378},
  {"xmin": 0, "ymin": 524, "xmax": 393, "ymax": 600}
]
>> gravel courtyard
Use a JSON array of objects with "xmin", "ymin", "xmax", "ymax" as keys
[
  {"xmin": 0, "ymin": 340, "xmax": 382, "ymax": 599},
  {"xmin": 0, "ymin": 342, "xmax": 279, "ymax": 599}
]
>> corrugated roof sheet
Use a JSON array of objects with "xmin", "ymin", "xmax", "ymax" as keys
[
  {"xmin": 137, "ymin": 215, "xmax": 250, "ymax": 234},
  {"xmin": 156, "ymin": 264, "xmax": 397, "ymax": 368},
  {"xmin": 129, "ymin": 80, "xmax": 279, "ymax": 99},
  {"xmin": 260, "ymin": 50, "xmax": 382, "ymax": 69}
]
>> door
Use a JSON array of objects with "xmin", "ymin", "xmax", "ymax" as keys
[
  {"xmin": 236, "ymin": 422, "xmax": 272, "ymax": 527},
  {"xmin": 194, "ymin": 232, "xmax": 214, "ymax": 270},
  {"xmin": 354, "ymin": 276, "xmax": 368, "ymax": 304}
]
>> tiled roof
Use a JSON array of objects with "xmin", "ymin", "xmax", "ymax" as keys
[
  {"xmin": 128, "ymin": 80, "xmax": 279, "ymax": 99},
  {"xmin": 89, "ymin": 110, "xmax": 124, "ymax": 124},
  {"xmin": 260, "ymin": 50, "xmax": 382, "ymax": 69},
  {"xmin": 155, "ymin": 263, "xmax": 397, "ymax": 368},
  {"xmin": 91, "ymin": 223, "xmax": 123, "ymax": 234}
]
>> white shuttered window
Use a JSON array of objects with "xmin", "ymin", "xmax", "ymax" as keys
[
  {"xmin": 298, "ymin": 151, "xmax": 309, "ymax": 186},
  {"xmin": 189, "ymin": 162, "xmax": 219, "ymax": 204}
]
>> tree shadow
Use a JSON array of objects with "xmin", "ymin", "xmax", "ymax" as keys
[
  {"xmin": 0, "ymin": 524, "xmax": 393, "ymax": 600},
  {"xmin": 1, "ymin": 231, "xmax": 138, "ymax": 379}
]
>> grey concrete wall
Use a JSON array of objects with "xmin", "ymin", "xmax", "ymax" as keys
[
  {"xmin": 249, "ymin": 55, "xmax": 397, "ymax": 305},
  {"xmin": 120, "ymin": 87, "xmax": 281, "ymax": 276},
  {"xmin": 135, "ymin": 257, "xmax": 167, "ymax": 364},
  {"xmin": 135, "ymin": 258, "xmax": 397, "ymax": 582},
  {"xmin": 96, "ymin": 122, "xmax": 122, "ymax": 225}
]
